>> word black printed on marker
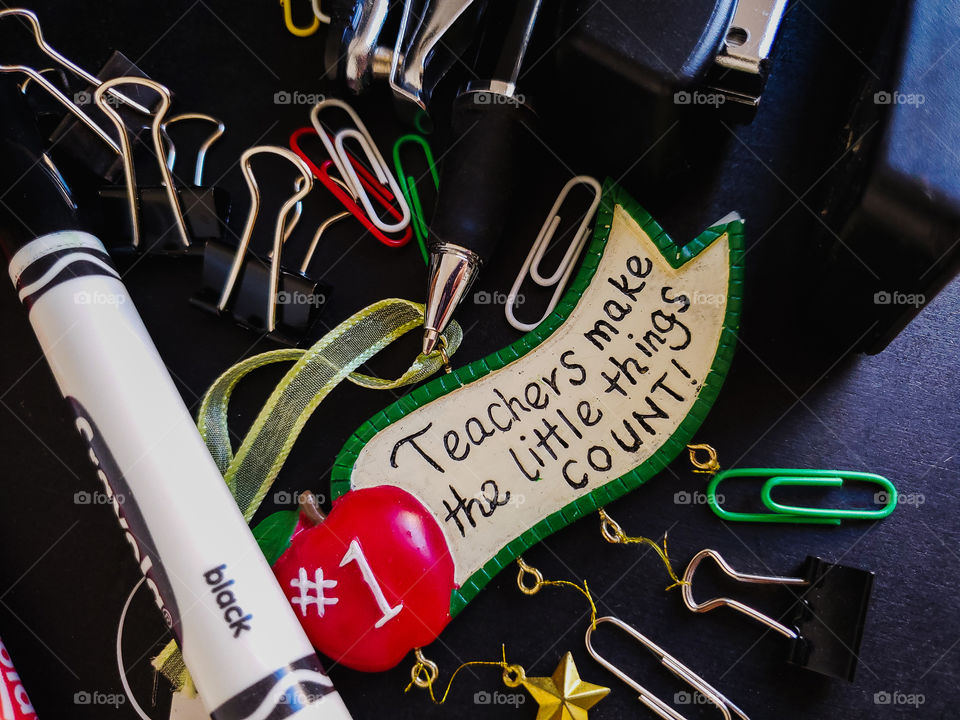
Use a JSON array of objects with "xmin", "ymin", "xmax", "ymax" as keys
[{"xmin": 204, "ymin": 565, "xmax": 254, "ymax": 638}]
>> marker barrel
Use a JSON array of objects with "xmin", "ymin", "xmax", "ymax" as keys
[{"xmin": 7, "ymin": 231, "xmax": 351, "ymax": 720}]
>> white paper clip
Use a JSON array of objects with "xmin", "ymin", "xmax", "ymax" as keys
[
  {"xmin": 310, "ymin": 98, "xmax": 411, "ymax": 235},
  {"xmin": 506, "ymin": 175, "xmax": 602, "ymax": 332}
]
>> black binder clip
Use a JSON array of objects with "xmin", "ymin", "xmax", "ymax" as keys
[
  {"xmin": 159, "ymin": 113, "xmax": 230, "ymax": 245},
  {"xmin": 191, "ymin": 145, "xmax": 333, "ymax": 346},
  {"xmin": 682, "ymin": 549, "xmax": 874, "ymax": 681},
  {"xmin": 49, "ymin": 49, "xmax": 163, "ymax": 182},
  {"xmin": 0, "ymin": 9, "xmax": 155, "ymax": 176},
  {"xmin": 94, "ymin": 77, "xmax": 197, "ymax": 255},
  {"xmin": 95, "ymin": 78, "xmax": 229, "ymax": 256},
  {"xmin": 15, "ymin": 67, "xmax": 71, "ymax": 136}
]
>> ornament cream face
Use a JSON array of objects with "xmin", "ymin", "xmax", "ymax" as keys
[
  {"xmin": 277, "ymin": 185, "xmax": 744, "ymax": 671},
  {"xmin": 340, "ymin": 191, "xmax": 742, "ymax": 591}
]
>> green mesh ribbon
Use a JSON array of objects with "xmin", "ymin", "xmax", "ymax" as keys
[{"xmin": 153, "ymin": 298, "xmax": 462, "ymax": 693}]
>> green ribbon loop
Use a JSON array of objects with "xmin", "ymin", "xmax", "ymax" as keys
[
  {"xmin": 156, "ymin": 298, "xmax": 461, "ymax": 693},
  {"xmin": 198, "ymin": 298, "xmax": 462, "ymax": 522}
]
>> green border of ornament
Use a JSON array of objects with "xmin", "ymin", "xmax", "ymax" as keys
[{"xmin": 330, "ymin": 179, "xmax": 745, "ymax": 617}]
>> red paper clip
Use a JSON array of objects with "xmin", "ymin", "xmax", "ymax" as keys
[{"xmin": 289, "ymin": 127, "xmax": 412, "ymax": 248}]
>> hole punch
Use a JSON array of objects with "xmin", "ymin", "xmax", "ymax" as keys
[
  {"xmin": 94, "ymin": 77, "xmax": 190, "ymax": 253},
  {"xmin": 506, "ymin": 176, "xmax": 601, "ymax": 332},
  {"xmin": 681, "ymin": 549, "xmax": 875, "ymax": 681},
  {"xmin": 290, "ymin": 126, "xmax": 413, "ymax": 248},
  {"xmin": 192, "ymin": 146, "xmax": 330, "ymax": 345},
  {"xmin": 585, "ymin": 616, "xmax": 749, "ymax": 720}
]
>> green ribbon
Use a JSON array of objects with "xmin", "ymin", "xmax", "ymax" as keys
[{"xmin": 154, "ymin": 298, "xmax": 461, "ymax": 692}]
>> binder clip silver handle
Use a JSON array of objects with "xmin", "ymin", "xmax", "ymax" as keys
[
  {"xmin": 161, "ymin": 112, "xmax": 226, "ymax": 187},
  {"xmin": 682, "ymin": 549, "xmax": 807, "ymax": 639},
  {"xmin": 217, "ymin": 145, "xmax": 314, "ymax": 333},
  {"xmin": 94, "ymin": 77, "xmax": 190, "ymax": 251},
  {"xmin": 506, "ymin": 175, "xmax": 601, "ymax": 332},
  {"xmin": 0, "ymin": 8, "xmax": 150, "ymax": 155},
  {"xmin": 585, "ymin": 617, "xmax": 750, "ymax": 720}
]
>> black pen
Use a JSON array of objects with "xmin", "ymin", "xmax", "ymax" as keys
[{"xmin": 421, "ymin": 0, "xmax": 542, "ymax": 355}]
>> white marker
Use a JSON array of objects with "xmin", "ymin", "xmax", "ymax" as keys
[{"xmin": 1, "ymin": 83, "xmax": 351, "ymax": 720}]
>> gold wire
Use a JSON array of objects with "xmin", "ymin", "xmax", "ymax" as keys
[
  {"xmin": 515, "ymin": 557, "xmax": 598, "ymax": 630},
  {"xmin": 597, "ymin": 508, "xmax": 688, "ymax": 591},
  {"xmin": 405, "ymin": 646, "xmax": 526, "ymax": 704}
]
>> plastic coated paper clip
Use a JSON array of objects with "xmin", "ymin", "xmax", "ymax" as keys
[
  {"xmin": 290, "ymin": 126, "xmax": 413, "ymax": 249},
  {"xmin": 686, "ymin": 445, "xmax": 898, "ymax": 525},
  {"xmin": 707, "ymin": 469, "xmax": 897, "ymax": 525}
]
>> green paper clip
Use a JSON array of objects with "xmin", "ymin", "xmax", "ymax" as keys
[
  {"xmin": 706, "ymin": 469, "xmax": 898, "ymax": 524},
  {"xmin": 392, "ymin": 134, "xmax": 438, "ymax": 265}
]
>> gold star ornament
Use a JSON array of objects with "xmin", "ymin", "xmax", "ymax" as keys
[{"xmin": 505, "ymin": 652, "xmax": 610, "ymax": 720}]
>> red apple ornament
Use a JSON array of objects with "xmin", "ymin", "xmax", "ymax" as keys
[{"xmin": 272, "ymin": 485, "xmax": 457, "ymax": 672}]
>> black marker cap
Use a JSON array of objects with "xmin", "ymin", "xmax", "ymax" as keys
[{"xmin": 0, "ymin": 78, "xmax": 79, "ymax": 262}]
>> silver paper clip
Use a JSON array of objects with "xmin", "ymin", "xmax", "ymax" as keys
[
  {"xmin": 218, "ymin": 146, "xmax": 314, "ymax": 333},
  {"xmin": 162, "ymin": 113, "xmax": 226, "ymax": 187},
  {"xmin": 0, "ymin": 8, "xmax": 150, "ymax": 154},
  {"xmin": 506, "ymin": 175, "xmax": 601, "ymax": 332},
  {"xmin": 586, "ymin": 617, "xmax": 750, "ymax": 720},
  {"xmin": 310, "ymin": 98, "xmax": 411, "ymax": 235},
  {"xmin": 95, "ymin": 77, "xmax": 189, "ymax": 250}
]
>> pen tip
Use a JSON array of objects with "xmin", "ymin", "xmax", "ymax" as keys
[{"xmin": 422, "ymin": 329, "xmax": 440, "ymax": 356}]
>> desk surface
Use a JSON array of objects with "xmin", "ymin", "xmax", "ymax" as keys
[{"xmin": 0, "ymin": 2, "xmax": 957, "ymax": 719}]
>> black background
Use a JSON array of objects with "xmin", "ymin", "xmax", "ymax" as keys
[{"xmin": 0, "ymin": 1, "xmax": 957, "ymax": 719}]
